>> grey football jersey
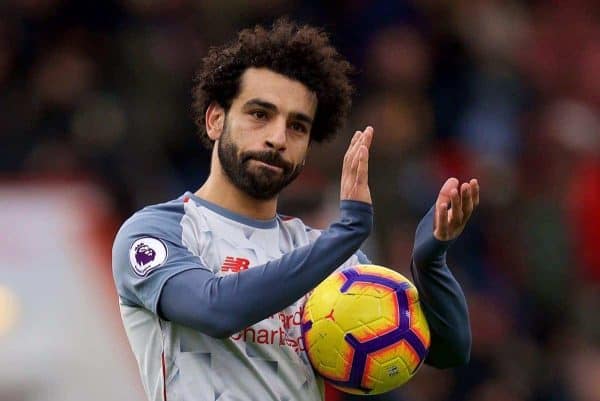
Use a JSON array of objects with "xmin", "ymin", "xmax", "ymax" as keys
[{"xmin": 113, "ymin": 193, "xmax": 368, "ymax": 401}]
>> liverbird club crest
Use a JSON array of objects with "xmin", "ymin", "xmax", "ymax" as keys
[{"xmin": 129, "ymin": 237, "xmax": 168, "ymax": 276}]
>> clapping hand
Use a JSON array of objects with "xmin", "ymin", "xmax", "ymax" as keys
[
  {"xmin": 433, "ymin": 178, "xmax": 480, "ymax": 241},
  {"xmin": 340, "ymin": 126, "xmax": 373, "ymax": 205}
]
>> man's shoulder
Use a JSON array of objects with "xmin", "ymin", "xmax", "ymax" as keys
[{"xmin": 115, "ymin": 195, "xmax": 188, "ymax": 244}]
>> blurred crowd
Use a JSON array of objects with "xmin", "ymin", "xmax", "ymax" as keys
[{"xmin": 2, "ymin": 0, "xmax": 600, "ymax": 400}]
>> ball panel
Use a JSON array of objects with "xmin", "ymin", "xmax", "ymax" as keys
[
  {"xmin": 364, "ymin": 346, "xmax": 411, "ymax": 394},
  {"xmin": 367, "ymin": 340, "xmax": 416, "ymax": 376},
  {"xmin": 333, "ymin": 293, "xmax": 379, "ymax": 330},
  {"xmin": 317, "ymin": 345, "xmax": 354, "ymax": 382},
  {"xmin": 304, "ymin": 319, "xmax": 345, "ymax": 351},
  {"xmin": 403, "ymin": 283, "xmax": 420, "ymax": 305},
  {"xmin": 304, "ymin": 319, "xmax": 354, "ymax": 381},
  {"xmin": 408, "ymin": 300, "xmax": 431, "ymax": 348},
  {"xmin": 337, "ymin": 293, "xmax": 399, "ymax": 342},
  {"xmin": 306, "ymin": 273, "xmax": 345, "ymax": 319},
  {"xmin": 398, "ymin": 338, "xmax": 422, "ymax": 371},
  {"xmin": 381, "ymin": 292, "xmax": 400, "ymax": 326}
]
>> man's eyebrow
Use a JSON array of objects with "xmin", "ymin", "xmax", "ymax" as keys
[
  {"xmin": 244, "ymin": 98, "xmax": 313, "ymax": 126},
  {"xmin": 289, "ymin": 112, "xmax": 313, "ymax": 126},
  {"xmin": 244, "ymin": 98, "xmax": 278, "ymax": 111}
]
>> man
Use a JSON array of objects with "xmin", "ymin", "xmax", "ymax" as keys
[{"xmin": 113, "ymin": 19, "xmax": 479, "ymax": 401}]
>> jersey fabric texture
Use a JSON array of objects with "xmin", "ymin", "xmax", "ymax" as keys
[{"xmin": 113, "ymin": 192, "xmax": 370, "ymax": 401}]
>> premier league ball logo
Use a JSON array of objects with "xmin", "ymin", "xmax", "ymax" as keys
[{"xmin": 129, "ymin": 237, "xmax": 168, "ymax": 276}]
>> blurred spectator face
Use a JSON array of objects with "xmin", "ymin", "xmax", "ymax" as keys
[
  {"xmin": 456, "ymin": 0, "xmax": 529, "ymax": 66},
  {"xmin": 519, "ymin": 0, "xmax": 598, "ymax": 98},
  {"xmin": 214, "ymin": 68, "xmax": 316, "ymax": 200},
  {"xmin": 367, "ymin": 26, "xmax": 431, "ymax": 89},
  {"xmin": 358, "ymin": 92, "xmax": 432, "ymax": 160},
  {"xmin": 543, "ymin": 99, "xmax": 600, "ymax": 157},
  {"xmin": 32, "ymin": 46, "xmax": 96, "ymax": 110}
]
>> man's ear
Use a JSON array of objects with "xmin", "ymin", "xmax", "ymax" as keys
[{"xmin": 206, "ymin": 102, "xmax": 225, "ymax": 141}]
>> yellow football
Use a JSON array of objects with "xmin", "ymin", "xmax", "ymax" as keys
[{"xmin": 301, "ymin": 265, "xmax": 430, "ymax": 395}]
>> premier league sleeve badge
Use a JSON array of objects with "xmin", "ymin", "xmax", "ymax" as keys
[{"xmin": 129, "ymin": 237, "xmax": 168, "ymax": 276}]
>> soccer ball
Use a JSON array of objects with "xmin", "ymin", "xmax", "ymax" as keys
[{"xmin": 301, "ymin": 265, "xmax": 430, "ymax": 395}]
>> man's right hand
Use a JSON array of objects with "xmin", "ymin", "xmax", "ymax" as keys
[{"xmin": 340, "ymin": 126, "xmax": 373, "ymax": 205}]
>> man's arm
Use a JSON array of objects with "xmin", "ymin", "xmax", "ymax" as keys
[
  {"xmin": 411, "ymin": 178, "xmax": 479, "ymax": 368},
  {"xmin": 159, "ymin": 201, "xmax": 371, "ymax": 338}
]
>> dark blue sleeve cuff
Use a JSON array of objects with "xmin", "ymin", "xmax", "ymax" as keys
[
  {"xmin": 340, "ymin": 200, "xmax": 373, "ymax": 215},
  {"xmin": 413, "ymin": 205, "xmax": 453, "ymax": 268}
]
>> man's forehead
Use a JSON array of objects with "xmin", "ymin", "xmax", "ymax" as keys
[{"xmin": 237, "ymin": 68, "xmax": 317, "ymax": 110}]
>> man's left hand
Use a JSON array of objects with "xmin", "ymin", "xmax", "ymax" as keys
[{"xmin": 433, "ymin": 178, "xmax": 480, "ymax": 241}]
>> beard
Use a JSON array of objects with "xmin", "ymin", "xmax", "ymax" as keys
[{"xmin": 217, "ymin": 122, "xmax": 304, "ymax": 200}]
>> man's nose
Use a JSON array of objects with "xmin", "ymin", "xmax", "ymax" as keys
[{"xmin": 265, "ymin": 118, "xmax": 287, "ymax": 151}]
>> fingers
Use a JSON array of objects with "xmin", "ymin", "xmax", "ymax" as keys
[
  {"xmin": 342, "ymin": 130, "xmax": 362, "ymax": 179},
  {"xmin": 355, "ymin": 140, "xmax": 369, "ymax": 186},
  {"xmin": 354, "ymin": 127, "xmax": 373, "ymax": 186},
  {"xmin": 470, "ymin": 178, "xmax": 480, "ymax": 207},
  {"xmin": 341, "ymin": 130, "xmax": 362, "ymax": 196},
  {"xmin": 348, "ymin": 135, "xmax": 362, "ymax": 181},
  {"xmin": 461, "ymin": 182, "xmax": 474, "ymax": 222},
  {"xmin": 436, "ymin": 177, "xmax": 459, "ymax": 207},
  {"xmin": 435, "ymin": 202, "xmax": 449, "ymax": 240},
  {"xmin": 361, "ymin": 126, "xmax": 373, "ymax": 150},
  {"xmin": 342, "ymin": 127, "xmax": 372, "ymax": 178},
  {"xmin": 450, "ymin": 188, "xmax": 463, "ymax": 223}
]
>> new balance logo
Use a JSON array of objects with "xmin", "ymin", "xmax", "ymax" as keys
[{"xmin": 221, "ymin": 256, "xmax": 250, "ymax": 273}]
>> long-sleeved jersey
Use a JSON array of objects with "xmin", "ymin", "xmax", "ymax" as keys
[{"xmin": 112, "ymin": 192, "xmax": 470, "ymax": 401}]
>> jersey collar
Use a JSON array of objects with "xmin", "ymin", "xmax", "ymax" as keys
[{"xmin": 183, "ymin": 192, "xmax": 278, "ymax": 229}]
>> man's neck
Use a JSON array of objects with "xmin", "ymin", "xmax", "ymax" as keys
[{"xmin": 194, "ymin": 172, "xmax": 278, "ymax": 221}]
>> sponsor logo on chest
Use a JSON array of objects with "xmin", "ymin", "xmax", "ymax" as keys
[{"xmin": 220, "ymin": 256, "xmax": 251, "ymax": 273}]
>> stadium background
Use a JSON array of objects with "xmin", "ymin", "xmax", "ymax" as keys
[{"xmin": 1, "ymin": 0, "xmax": 599, "ymax": 400}]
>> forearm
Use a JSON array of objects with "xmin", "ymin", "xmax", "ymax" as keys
[
  {"xmin": 411, "ymin": 206, "xmax": 471, "ymax": 368},
  {"xmin": 158, "ymin": 200, "xmax": 372, "ymax": 338}
]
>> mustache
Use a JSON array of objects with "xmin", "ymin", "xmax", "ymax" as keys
[{"xmin": 242, "ymin": 151, "xmax": 294, "ymax": 171}]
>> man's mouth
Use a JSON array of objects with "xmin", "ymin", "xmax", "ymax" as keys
[{"xmin": 250, "ymin": 159, "xmax": 284, "ymax": 172}]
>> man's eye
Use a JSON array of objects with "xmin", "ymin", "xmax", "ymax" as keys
[
  {"xmin": 252, "ymin": 111, "xmax": 267, "ymax": 120},
  {"xmin": 291, "ymin": 122, "xmax": 307, "ymax": 133}
]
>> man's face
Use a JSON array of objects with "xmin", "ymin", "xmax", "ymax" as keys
[{"xmin": 216, "ymin": 68, "xmax": 317, "ymax": 200}]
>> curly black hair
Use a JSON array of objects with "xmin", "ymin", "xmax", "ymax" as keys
[{"xmin": 192, "ymin": 18, "xmax": 355, "ymax": 149}]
